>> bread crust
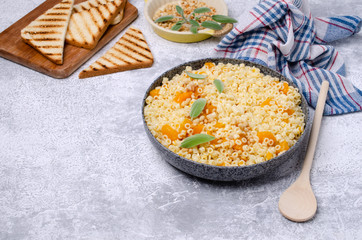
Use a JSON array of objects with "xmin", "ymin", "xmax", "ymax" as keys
[
  {"xmin": 111, "ymin": 8, "xmax": 125, "ymax": 25},
  {"xmin": 79, "ymin": 61, "xmax": 153, "ymax": 78}
]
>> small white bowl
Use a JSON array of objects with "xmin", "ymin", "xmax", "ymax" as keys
[{"xmin": 144, "ymin": 0, "xmax": 229, "ymax": 43}]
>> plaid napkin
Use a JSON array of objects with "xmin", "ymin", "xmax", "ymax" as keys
[{"xmin": 215, "ymin": 0, "xmax": 362, "ymax": 115}]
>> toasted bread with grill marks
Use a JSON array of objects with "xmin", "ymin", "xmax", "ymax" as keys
[
  {"xmin": 110, "ymin": 8, "xmax": 125, "ymax": 25},
  {"xmin": 79, "ymin": 27, "xmax": 153, "ymax": 78},
  {"xmin": 21, "ymin": 0, "xmax": 74, "ymax": 65},
  {"xmin": 73, "ymin": 0, "xmax": 126, "ymax": 25},
  {"xmin": 65, "ymin": 0, "xmax": 125, "ymax": 50}
]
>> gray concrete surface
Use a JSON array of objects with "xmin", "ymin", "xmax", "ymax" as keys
[{"xmin": 0, "ymin": 0, "xmax": 361, "ymax": 239}]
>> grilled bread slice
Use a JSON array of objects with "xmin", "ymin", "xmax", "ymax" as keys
[
  {"xmin": 73, "ymin": 0, "xmax": 126, "ymax": 25},
  {"xmin": 65, "ymin": 0, "xmax": 125, "ymax": 49},
  {"xmin": 79, "ymin": 27, "xmax": 153, "ymax": 78},
  {"xmin": 110, "ymin": 8, "xmax": 125, "ymax": 25},
  {"xmin": 21, "ymin": 0, "xmax": 74, "ymax": 65}
]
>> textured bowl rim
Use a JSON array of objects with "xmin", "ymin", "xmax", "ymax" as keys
[
  {"xmin": 142, "ymin": 58, "xmax": 310, "ymax": 172},
  {"xmin": 144, "ymin": 0, "xmax": 229, "ymax": 36}
]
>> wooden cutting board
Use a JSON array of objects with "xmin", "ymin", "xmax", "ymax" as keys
[{"xmin": 0, "ymin": 0, "xmax": 138, "ymax": 79}]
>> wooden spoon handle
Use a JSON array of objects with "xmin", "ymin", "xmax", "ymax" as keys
[{"xmin": 300, "ymin": 81, "xmax": 329, "ymax": 181}]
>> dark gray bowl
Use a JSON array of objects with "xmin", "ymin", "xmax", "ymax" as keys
[{"xmin": 142, "ymin": 58, "xmax": 312, "ymax": 181}]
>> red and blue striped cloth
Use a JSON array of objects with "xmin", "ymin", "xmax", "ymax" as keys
[{"xmin": 215, "ymin": 0, "xmax": 362, "ymax": 115}]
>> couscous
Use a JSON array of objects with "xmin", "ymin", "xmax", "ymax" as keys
[{"xmin": 144, "ymin": 62, "xmax": 305, "ymax": 167}]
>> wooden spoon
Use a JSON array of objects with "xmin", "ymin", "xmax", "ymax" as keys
[{"xmin": 278, "ymin": 81, "xmax": 329, "ymax": 222}]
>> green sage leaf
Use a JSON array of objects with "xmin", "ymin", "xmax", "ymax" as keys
[
  {"xmin": 186, "ymin": 71, "xmax": 207, "ymax": 79},
  {"xmin": 213, "ymin": 79, "xmax": 224, "ymax": 93},
  {"xmin": 176, "ymin": 5, "xmax": 184, "ymax": 16},
  {"xmin": 190, "ymin": 25, "xmax": 198, "ymax": 34},
  {"xmin": 189, "ymin": 19, "xmax": 200, "ymax": 27},
  {"xmin": 193, "ymin": 7, "xmax": 211, "ymax": 14},
  {"xmin": 171, "ymin": 23, "xmax": 183, "ymax": 31},
  {"xmin": 180, "ymin": 134, "xmax": 215, "ymax": 148},
  {"xmin": 154, "ymin": 15, "xmax": 174, "ymax": 23},
  {"xmin": 212, "ymin": 15, "xmax": 238, "ymax": 23},
  {"xmin": 201, "ymin": 21, "xmax": 222, "ymax": 30},
  {"xmin": 190, "ymin": 98, "xmax": 207, "ymax": 119}
]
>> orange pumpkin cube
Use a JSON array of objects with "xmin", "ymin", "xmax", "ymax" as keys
[
  {"xmin": 214, "ymin": 122, "xmax": 225, "ymax": 128},
  {"xmin": 277, "ymin": 140, "xmax": 290, "ymax": 154},
  {"xmin": 174, "ymin": 91, "xmax": 193, "ymax": 103},
  {"xmin": 204, "ymin": 62, "xmax": 215, "ymax": 69},
  {"xmin": 261, "ymin": 97, "xmax": 273, "ymax": 107},
  {"xmin": 179, "ymin": 118, "xmax": 193, "ymax": 132},
  {"xmin": 192, "ymin": 124, "xmax": 204, "ymax": 134},
  {"xmin": 204, "ymin": 103, "xmax": 216, "ymax": 114},
  {"xmin": 284, "ymin": 109, "xmax": 295, "ymax": 115},
  {"xmin": 232, "ymin": 143, "xmax": 244, "ymax": 151},
  {"xmin": 149, "ymin": 89, "xmax": 160, "ymax": 97},
  {"xmin": 161, "ymin": 124, "xmax": 179, "ymax": 141},
  {"xmin": 266, "ymin": 152, "xmax": 273, "ymax": 160},
  {"xmin": 257, "ymin": 131, "xmax": 277, "ymax": 146},
  {"xmin": 280, "ymin": 82, "xmax": 289, "ymax": 95}
]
